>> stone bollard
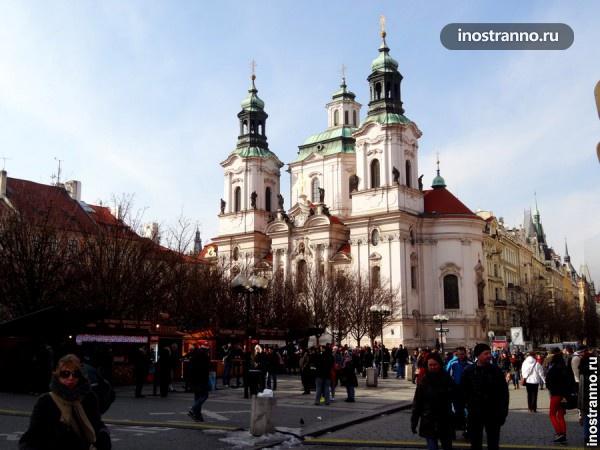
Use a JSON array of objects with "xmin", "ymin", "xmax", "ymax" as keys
[
  {"xmin": 250, "ymin": 390, "xmax": 276, "ymax": 436},
  {"xmin": 366, "ymin": 367, "xmax": 378, "ymax": 387}
]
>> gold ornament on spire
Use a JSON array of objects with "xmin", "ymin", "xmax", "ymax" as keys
[
  {"xmin": 341, "ymin": 64, "xmax": 347, "ymax": 82},
  {"xmin": 379, "ymin": 14, "xmax": 386, "ymax": 38},
  {"xmin": 250, "ymin": 59, "xmax": 257, "ymax": 81}
]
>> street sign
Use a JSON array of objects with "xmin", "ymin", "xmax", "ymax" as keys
[{"xmin": 435, "ymin": 327, "xmax": 449, "ymax": 332}]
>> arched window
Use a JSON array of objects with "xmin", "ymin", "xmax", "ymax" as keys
[
  {"xmin": 265, "ymin": 187, "xmax": 271, "ymax": 212},
  {"xmin": 405, "ymin": 160, "xmax": 412, "ymax": 188},
  {"xmin": 375, "ymin": 82, "xmax": 382, "ymax": 100},
  {"xmin": 371, "ymin": 229, "xmax": 380, "ymax": 246},
  {"xmin": 234, "ymin": 186, "xmax": 241, "ymax": 212},
  {"xmin": 232, "ymin": 247, "xmax": 240, "ymax": 261},
  {"xmin": 297, "ymin": 260, "xmax": 307, "ymax": 292},
  {"xmin": 394, "ymin": 83, "xmax": 400, "ymax": 100},
  {"xmin": 311, "ymin": 178, "xmax": 320, "ymax": 203},
  {"xmin": 443, "ymin": 274, "xmax": 460, "ymax": 309},
  {"xmin": 333, "ymin": 110, "xmax": 339, "ymax": 126},
  {"xmin": 242, "ymin": 120, "xmax": 248, "ymax": 134},
  {"xmin": 353, "ymin": 110, "xmax": 357, "ymax": 126},
  {"xmin": 344, "ymin": 111, "xmax": 349, "ymax": 125},
  {"xmin": 371, "ymin": 266, "xmax": 381, "ymax": 289},
  {"xmin": 250, "ymin": 120, "xmax": 256, "ymax": 134},
  {"xmin": 370, "ymin": 159, "xmax": 380, "ymax": 188},
  {"xmin": 258, "ymin": 122, "xmax": 263, "ymax": 135}
]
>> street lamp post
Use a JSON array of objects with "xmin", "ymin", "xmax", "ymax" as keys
[
  {"xmin": 231, "ymin": 273, "xmax": 268, "ymax": 398},
  {"xmin": 369, "ymin": 304, "xmax": 392, "ymax": 348},
  {"xmin": 432, "ymin": 314, "xmax": 450, "ymax": 354},
  {"xmin": 231, "ymin": 273, "xmax": 269, "ymax": 339}
]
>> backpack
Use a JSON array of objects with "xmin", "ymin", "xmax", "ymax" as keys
[{"xmin": 92, "ymin": 373, "xmax": 116, "ymax": 414}]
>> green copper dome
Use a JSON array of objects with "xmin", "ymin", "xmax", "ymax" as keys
[
  {"xmin": 371, "ymin": 40, "xmax": 399, "ymax": 73},
  {"xmin": 432, "ymin": 174, "xmax": 446, "ymax": 189},
  {"xmin": 332, "ymin": 78, "xmax": 356, "ymax": 100},
  {"xmin": 431, "ymin": 159, "xmax": 446, "ymax": 189},
  {"xmin": 241, "ymin": 77, "xmax": 265, "ymax": 111}
]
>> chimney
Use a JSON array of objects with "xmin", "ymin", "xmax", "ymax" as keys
[
  {"xmin": 65, "ymin": 180, "xmax": 82, "ymax": 201},
  {"xmin": 143, "ymin": 222, "xmax": 160, "ymax": 244},
  {"xmin": 0, "ymin": 170, "xmax": 6, "ymax": 197}
]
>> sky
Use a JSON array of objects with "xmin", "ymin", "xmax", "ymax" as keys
[{"xmin": 0, "ymin": 1, "xmax": 598, "ymax": 285}]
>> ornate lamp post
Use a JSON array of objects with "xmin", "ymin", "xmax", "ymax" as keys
[
  {"xmin": 432, "ymin": 314, "xmax": 450, "ymax": 354},
  {"xmin": 370, "ymin": 304, "xmax": 391, "ymax": 348},
  {"xmin": 231, "ymin": 273, "xmax": 268, "ymax": 342},
  {"xmin": 231, "ymin": 272, "xmax": 268, "ymax": 398}
]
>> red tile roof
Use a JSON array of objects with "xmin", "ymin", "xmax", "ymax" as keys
[
  {"xmin": 422, "ymin": 188, "xmax": 481, "ymax": 219},
  {"xmin": 4, "ymin": 178, "xmax": 97, "ymax": 233}
]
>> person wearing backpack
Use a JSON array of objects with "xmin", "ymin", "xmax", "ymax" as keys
[
  {"xmin": 521, "ymin": 352, "xmax": 545, "ymax": 413},
  {"xmin": 546, "ymin": 351, "xmax": 577, "ymax": 444}
]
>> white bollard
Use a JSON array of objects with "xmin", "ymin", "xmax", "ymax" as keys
[
  {"xmin": 250, "ymin": 390, "xmax": 276, "ymax": 436},
  {"xmin": 366, "ymin": 367, "xmax": 378, "ymax": 387}
]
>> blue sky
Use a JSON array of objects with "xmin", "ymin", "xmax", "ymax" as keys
[{"xmin": 0, "ymin": 1, "xmax": 598, "ymax": 284}]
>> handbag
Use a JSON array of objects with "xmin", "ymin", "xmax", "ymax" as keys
[{"xmin": 521, "ymin": 363, "xmax": 535, "ymax": 386}]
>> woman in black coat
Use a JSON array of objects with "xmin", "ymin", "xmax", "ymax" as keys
[
  {"xmin": 411, "ymin": 352, "xmax": 454, "ymax": 450},
  {"xmin": 19, "ymin": 354, "xmax": 111, "ymax": 450}
]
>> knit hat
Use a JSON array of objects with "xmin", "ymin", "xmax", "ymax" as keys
[{"xmin": 473, "ymin": 343, "xmax": 491, "ymax": 358}]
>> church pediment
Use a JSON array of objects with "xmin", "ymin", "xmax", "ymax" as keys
[{"xmin": 369, "ymin": 251, "xmax": 382, "ymax": 261}]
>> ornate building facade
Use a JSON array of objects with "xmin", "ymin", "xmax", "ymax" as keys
[{"xmin": 209, "ymin": 28, "xmax": 488, "ymax": 348}]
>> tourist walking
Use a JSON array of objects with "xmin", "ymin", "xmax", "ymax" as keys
[
  {"xmin": 314, "ymin": 345, "xmax": 334, "ymax": 406},
  {"xmin": 395, "ymin": 345, "xmax": 409, "ymax": 379},
  {"xmin": 187, "ymin": 344, "xmax": 211, "ymax": 422},
  {"xmin": 445, "ymin": 346, "xmax": 472, "ymax": 435},
  {"xmin": 19, "ymin": 354, "xmax": 111, "ymax": 450},
  {"xmin": 460, "ymin": 343, "xmax": 509, "ymax": 450},
  {"xmin": 340, "ymin": 350, "xmax": 358, "ymax": 402},
  {"xmin": 546, "ymin": 351, "xmax": 576, "ymax": 444},
  {"xmin": 133, "ymin": 346, "xmax": 150, "ymax": 398},
  {"xmin": 411, "ymin": 352, "xmax": 455, "ymax": 450},
  {"xmin": 521, "ymin": 352, "xmax": 545, "ymax": 413}
]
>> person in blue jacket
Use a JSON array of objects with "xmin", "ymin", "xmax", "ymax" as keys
[{"xmin": 445, "ymin": 346, "xmax": 472, "ymax": 436}]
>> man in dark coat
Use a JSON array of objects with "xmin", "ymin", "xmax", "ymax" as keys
[
  {"xmin": 133, "ymin": 346, "xmax": 150, "ymax": 398},
  {"xmin": 187, "ymin": 345, "xmax": 210, "ymax": 422},
  {"xmin": 460, "ymin": 343, "xmax": 509, "ymax": 450},
  {"xmin": 395, "ymin": 345, "xmax": 409, "ymax": 379},
  {"xmin": 158, "ymin": 346, "xmax": 172, "ymax": 397}
]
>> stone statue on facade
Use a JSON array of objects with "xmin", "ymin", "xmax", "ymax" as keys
[
  {"xmin": 250, "ymin": 191, "xmax": 257, "ymax": 209},
  {"xmin": 277, "ymin": 193, "xmax": 284, "ymax": 210},
  {"xmin": 418, "ymin": 174, "xmax": 424, "ymax": 191},
  {"xmin": 220, "ymin": 198, "xmax": 226, "ymax": 214},
  {"xmin": 349, "ymin": 174, "xmax": 359, "ymax": 193},
  {"xmin": 318, "ymin": 187, "xmax": 325, "ymax": 203},
  {"xmin": 392, "ymin": 166, "xmax": 400, "ymax": 184}
]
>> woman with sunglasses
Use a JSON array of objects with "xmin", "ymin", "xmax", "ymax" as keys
[{"xmin": 20, "ymin": 354, "xmax": 111, "ymax": 450}]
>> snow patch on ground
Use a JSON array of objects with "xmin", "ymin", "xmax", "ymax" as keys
[{"xmin": 218, "ymin": 429, "xmax": 302, "ymax": 448}]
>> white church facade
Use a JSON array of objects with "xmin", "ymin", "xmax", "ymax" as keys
[{"xmin": 208, "ymin": 28, "xmax": 488, "ymax": 349}]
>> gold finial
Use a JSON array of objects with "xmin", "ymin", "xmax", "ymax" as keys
[
  {"xmin": 379, "ymin": 15, "xmax": 386, "ymax": 38},
  {"xmin": 250, "ymin": 59, "xmax": 256, "ymax": 81}
]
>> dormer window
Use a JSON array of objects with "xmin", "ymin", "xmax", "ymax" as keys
[{"xmin": 333, "ymin": 110, "xmax": 339, "ymax": 126}]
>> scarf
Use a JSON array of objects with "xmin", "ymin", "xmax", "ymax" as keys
[{"xmin": 49, "ymin": 377, "xmax": 96, "ymax": 446}]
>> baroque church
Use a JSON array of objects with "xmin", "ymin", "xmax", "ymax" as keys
[{"xmin": 207, "ymin": 27, "xmax": 487, "ymax": 348}]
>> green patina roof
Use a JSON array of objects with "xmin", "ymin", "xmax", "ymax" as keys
[
  {"xmin": 332, "ymin": 80, "xmax": 356, "ymax": 100},
  {"xmin": 371, "ymin": 43, "xmax": 399, "ymax": 73},
  {"xmin": 302, "ymin": 126, "xmax": 356, "ymax": 145},
  {"xmin": 363, "ymin": 112, "xmax": 412, "ymax": 126},
  {"xmin": 432, "ymin": 174, "xmax": 447, "ymax": 189},
  {"xmin": 294, "ymin": 126, "xmax": 356, "ymax": 162},
  {"xmin": 240, "ymin": 79, "xmax": 265, "ymax": 112},
  {"xmin": 232, "ymin": 146, "xmax": 279, "ymax": 160}
]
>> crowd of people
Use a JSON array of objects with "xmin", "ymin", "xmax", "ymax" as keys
[{"xmin": 16, "ymin": 340, "xmax": 596, "ymax": 450}]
